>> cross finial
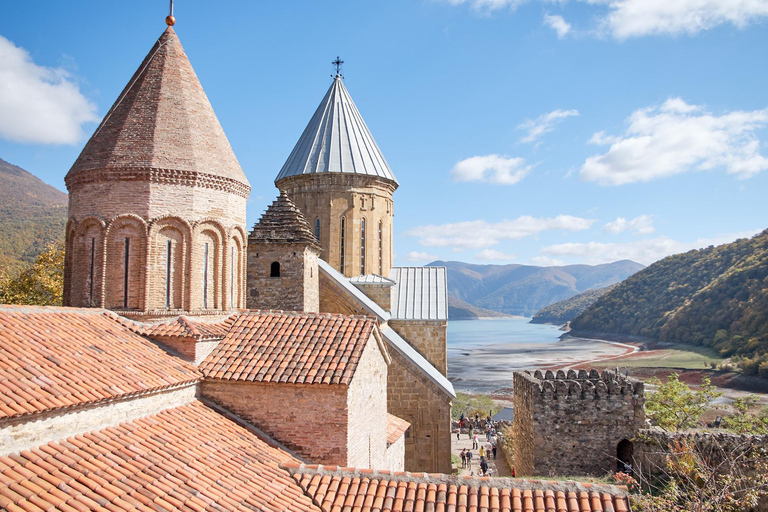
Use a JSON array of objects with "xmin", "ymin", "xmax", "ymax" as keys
[
  {"xmin": 166, "ymin": 0, "xmax": 176, "ymax": 26},
  {"xmin": 332, "ymin": 56, "xmax": 344, "ymax": 78}
]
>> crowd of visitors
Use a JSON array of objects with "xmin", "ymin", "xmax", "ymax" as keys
[{"xmin": 457, "ymin": 414, "xmax": 500, "ymax": 476}]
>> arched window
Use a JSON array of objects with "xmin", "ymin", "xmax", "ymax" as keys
[
  {"xmin": 360, "ymin": 218, "xmax": 366, "ymax": 275},
  {"xmin": 340, "ymin": 217, "xmax": 346, "ymax": 274},
  {"xmin": 378, "ymin": 221, "xmax": 383, "ymax": 275},
  {"xmin": 315, "ymin": 218, "xmax": 320, "ymax": 242},
  {"xmin": 270, "ymin": 261, "xmax": 281, "ymax": 277}
]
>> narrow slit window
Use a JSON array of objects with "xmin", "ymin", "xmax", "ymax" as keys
[
  {"xmin": 230, "ymin": 246, "xmax": 235, "ymax": 308},
  {"xmin": 315, "ymin": 218, "xmax": 320, "ymax": 242},
  {"xmin": 123, "ymin": 238, "xmax": 130, "ymax": 309},
  {"xmin": 378, "ymin": 221, "xmax": 383, "ymax": 275},
  {"xmin": 340, "ymin": 217, "xmax": 346, "ymax": 274},
  {"xmin": 165, "ymin": 240, "xmax": 172, "ymax": 309},
  {"xmin": 203, "ymin": 242, "xmax": 209, "ymax": 309},
  {"xmin": 89, "ymin": 237, "xmax": 95, "ymax": 306},
  {"xmin": 360, "ymin": 218, "xmax": 366, "ymax": 275},
  {"xmin": 270, "ymin": 261, "xmax": 280, "ymax": 277}
]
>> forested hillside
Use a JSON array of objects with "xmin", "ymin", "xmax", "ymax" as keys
[
  {"xmin": 0, "ymin": 158, "xmax": 67, "ymax": 271},
  {"xmin": 530, "ymin": 285, "xmax": 616, "ymax": 325},
  {"xmin": 572, "ymin": 230, "xmax": 768, "ymax": 376},
  {"xmin": 430, "ymin": 260, "xmax": 643, "ymax": 317}
]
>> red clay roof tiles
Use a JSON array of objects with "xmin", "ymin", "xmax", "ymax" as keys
[
  {"xmin": 0, "ymin": 306, "xmax": 199, "ymax": 420},
  {"xmin": 200, "ymin": 311, "xmax": 378, "ymax": 385},
  {"xmin": 116, "ymin": 313, "xmax": 239, "ymax": 341},
  {"xmin": 386, "ymin": 414, "xmax": 411, "ymax": 445},
  {"xmin": 285, "ymin": 465, "xmax": 631, "ymax": 512},
  {"xmin": 0, "ymin": 401, "xmax": 318, "ymax": 512}
]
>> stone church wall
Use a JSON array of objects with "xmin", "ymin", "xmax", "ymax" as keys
[
  {"xmin": 202, "ymin": 380, "xmax": 349, "ymax": 465},
  {"xmin": 388, "ymin": 320, "xmax": 447, "ymax": 376},
  {"xmin": 353, "ymin": 283, "xmax": 392, "ymax": 312},
  {"xmin": 247, "ymin": 243, "xmax": 319, "ymax": 312},
  {"xmin": 513, "ymin": 369, "xmax": 645, "ymax": 477}
]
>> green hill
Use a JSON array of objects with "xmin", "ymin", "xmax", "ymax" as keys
[
  {"xmin": 0, "ymin": 158, "xmax": 67, "ymax": 272},
  {"xmin": 429, "ymin": 260, "xmax": 643, "ymax": 317},
  {"xmin": 448, "ymin": 295, "xmax": 514, "ymax": 320},
  {"xmin": 571, "ymin": 230, "xmax": 768, "ymax": 376},
  {"xmin": 530, "ymin": 284, "xmax": 616, "ymax": 325}
]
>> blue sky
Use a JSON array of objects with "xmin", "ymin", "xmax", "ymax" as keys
[{"xmin": 1, "ymin": 0, "xmax": 767, "ymax": 268}]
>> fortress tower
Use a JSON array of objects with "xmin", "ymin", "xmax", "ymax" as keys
[
  {"xmin": 63, "ymin": 24, "xmax": 250, "ymax": 318},
  {"xmin": 275, "ymin": 74, "xmax": 398, "ymax": 278}
]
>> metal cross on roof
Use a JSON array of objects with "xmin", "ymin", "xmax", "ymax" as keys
[{"xmin": 332, "ymin": 56, "xmax": 344, "ymax": 77}]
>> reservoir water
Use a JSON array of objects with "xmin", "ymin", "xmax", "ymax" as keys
[{"xmin": 447, "ymin": 318, "xmax": 563, "ymax": 349}]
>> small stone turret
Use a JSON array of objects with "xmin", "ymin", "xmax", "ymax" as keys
[
  {"xmin": 512, "ymin": 369, "xmax": 646, "ymax": 477},
  {"xmin": 247, "ymin": 192, "xmax": 321, "ymax": 312}
]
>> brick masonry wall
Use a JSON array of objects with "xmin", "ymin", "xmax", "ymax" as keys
[
  {"xmin": 388, "ymin": 320, "xmax": 447, "ymax": 376},
  {"xmin": 246, "ymin": 243, "xmax": 318, "ymax": 312},
  {"xmin": 387, "ymin": 349, "xmax": 453, "ymax": 474},
  {"xmin": 278, "ymin": 174, "xmax": 396, "ymax": 278},
  {"xmin": 346, "ymin": 334, "xmax": 389, "ymax": 469},
  {"xmin": 513, "ymin": 370, "xmax": 646, "ymax": 477},
  {"xmin": 386, "ymin": 435, "xmax": 405, "ymax": 472},
  {"xmin": 202, "ymin": 380, "xmax": 349, "ymax": 465}
]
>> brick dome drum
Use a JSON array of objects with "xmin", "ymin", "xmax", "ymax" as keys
[{"xmin": 63, "ymin": 27, "xmax": 249, "ymax": 318}]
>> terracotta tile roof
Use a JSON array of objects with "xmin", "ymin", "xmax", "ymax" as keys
[
  {"xmin": 0, "ymin": 401, "xmax": 319, "ymax": 512},
  {"xmin": 386, "ymin": 414, "xmax": 410, "ymax": 445},
  {"xmin": 285, "ymin": 465, "xmax": 631, "ymax": 512},
  {"xmin": 201, "ymin": 311, "xmax": 378, "ymax": 385},
  {"xmin": 0, "ymin": 306, "xmax": 199, "ymax": 420},
  {"xmin": 117, "ymin": 313, "xmax": 239, "ymax": 341}
]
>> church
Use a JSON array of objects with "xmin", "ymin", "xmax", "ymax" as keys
[{"xmin": 0, "ymin": 13, "xmax": 631, "ymax": 512}]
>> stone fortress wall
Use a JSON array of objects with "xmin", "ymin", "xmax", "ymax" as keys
[{"xmin": 513, "ymin": 369, "xmax": 646, "ymax": 477}]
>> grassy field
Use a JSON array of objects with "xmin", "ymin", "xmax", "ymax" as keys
[{"xmin": 591, "ymin": 343, "xmax": 723, "ymax": 370}]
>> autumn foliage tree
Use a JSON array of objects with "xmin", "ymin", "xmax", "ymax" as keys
[
  {"xmin": 645, "ymin": 373, "xmax": 721, "ymax": 431},
  {"xmin": 0, "ymin": 242, "xmax": 64, "ymax": 306}
]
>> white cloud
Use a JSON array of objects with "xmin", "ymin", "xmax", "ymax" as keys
[
  {"xmin": 519, "ymin": 109, "xmax": 579, "ymax": 143},
  {"xmin": 0, "ymin": 35, "xmax": 99, "ymax": 144},
  {"xmin": 529, "ymin": 256, "xmax": 566, "ymax": 267},
  {"xmin": 581, "ymin": 98, "xmax": 768, "ymax": 185},
  {"xmin": 406, "ymin": 215, "xmax": 595, "ymax": 250},
  {"xmin": 603, "ymin": 215, "xmax": 655, "ymax": 235},
  {"xmin": 442, "ymin": 0, "xmax": 523, "ymax": 12},
  {"xmin": 450, "ymin": 154, "xmax": 531, "ymax": 185},
  {"xmin": 405, "ymin": 251, "xmax": 440, "ymax": 262},
  {"xmin": 543, "ymin": 14, "xmax": 572, "ymax": 38},
  {"xmin": 541, "ymin": 230, "xmax": 760, "ymax": 265},
  {"xmin": 475, "ymin": 249, "xmax": 517, "ymax": 261},
  {"xmin": 599, "ymin": 0, "xmax": 768, "ymax": 39}
]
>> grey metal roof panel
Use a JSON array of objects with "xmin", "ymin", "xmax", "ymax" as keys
[
  {"xmin": 388, "ymin": 267, "xmax": 448, "ymax": 321},
  {"xmin": 275, "ymin": 77, "xmax": 398, "ymax": 184},
  {"xmin": 349, "ymin": 274, "xmax": 396, "ymax": 285},
  {"xmin": 318, "ymin": 260, "xmax": 454, "ymax": 398}
]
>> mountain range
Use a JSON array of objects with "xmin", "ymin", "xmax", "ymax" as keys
[
  {"xmin": 0, "ymin": 158, "xmax": 67, "ymax": 272},
  {"xmin": 530, "ymin": 285, "xmax": 616, "ymax": 325},
  {"xmin": 428, "ymin": 260, "xmax": 644, "ymax": 318}
]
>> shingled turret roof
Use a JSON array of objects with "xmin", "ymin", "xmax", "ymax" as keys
[
  {"xmin": 249, "ymin": 191, "xmax": 321, "ymax": 249},
  {"xmin": 275, "ymin": 76, "xmax": 398, "ymax": 185},
  {"xmin": 66, "ymin": 27, "xmax": 249, "ymax": 188}
]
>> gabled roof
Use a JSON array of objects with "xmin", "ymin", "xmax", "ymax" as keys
[
  {"xmin": 350, "ymin": 274, "xmax": 396, "ymax": 286},
  {"xmin": 317, "ymin": 260, "xmax": 455, "ymax": 398},
  {"xmin": 286, "ymin": 465, "xmax": 631, "ymax": 512},
  {"xmin": 0, "ymin": 401, "xmax": 318, "ymax": 512},
  {"xmin": 201, "ymin": 311, "xmax": 379, "ymax": 385},
  {"xmin": 0, "ymin": 306, "xmax": 199, "ymax": 420},
  {"xmin": 389, "ymin": 266, "xmax": 448, "ymax": 321},
  {"xmin": 386, "ymin": 414, "xmax": 411, "ymax": 445},
  {"xmin": 249, "ymin": 191, "xmax": 321, "ymax": 249},
  {"xmin": 275, "ymin": 76, "xmax": 398, "ymax": 184},
  {"xmin": 119, "ymin": 312, "xmax": 239, "ymax": 341},
  {"xmin": 66, "ymin": 27, "xmax": 249, "ymax": 188}
]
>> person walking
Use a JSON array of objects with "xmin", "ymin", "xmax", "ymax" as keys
[
  {"xmin": 479, "ymin": 445, "xmax": 485, "ymax": 459},
  {"xmin": 468, "ymin": 425, "xmax": 473, "ymax": 441},
  {"xmin": 472, "ymin": 433, "xmax": 478, "ymax": 450},
  {"xmin": 456, "ymin": 430, "xmax": 460, "ymax": 441},
  {"xmin": 460, "ymin": 449, "xmax": 466, "ymax": 468},
  {"xmin": 467, "ymin": 450, "xmax": 473, "ymax": 468},
  {"xmin": 480, "ymin": 456, "xmax": 488, "ymax": 476},
  {"xmin": 492, "ymin": 444, "xmax": 497, "ymax": 460}
]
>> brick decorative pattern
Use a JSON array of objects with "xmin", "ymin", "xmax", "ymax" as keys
[
  {"xmin": 513, "ymin": 370, "xmax": 646, "ymax": 477},
  {"xmin": 201, "ymin": 311, "xmax": 376, "ymax": 385},
  {"xmin": 286, "ymin": 465, "xmax": 631, "ymax": 512},
  {"xmin": 388, "ymin": 320, "xmax": 448, "ymax": 376},
  {"xmin": 63, "ymin": 27, "xmax": 248, "ymax": 316},
  {"xmin": 0, "ymin": 401, "xmax": 318, "ymax": 512},
  {"xmin": 277, "ymin": 174, "xmax": 396, "ymax": 278},
  {"xmin": 0, "ymin": 305, "xmax": 199, "ymax": 421}
]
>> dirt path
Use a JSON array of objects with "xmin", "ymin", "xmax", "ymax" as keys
[{"xmin": 452, "ymin": 431, "xmax": 513, "ymax": 477}]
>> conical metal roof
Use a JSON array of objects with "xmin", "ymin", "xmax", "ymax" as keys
[
  {"xmin": 275, "ymin": 76, "xmax": 397, "ymax": 184},
  {"xmin": 66, "ymin": 27, "xmax": 249, "ymax": 188}
]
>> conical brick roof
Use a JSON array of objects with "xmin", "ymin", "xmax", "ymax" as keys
[
  {"xmin": 275, "ymin": 76, "xmax": 397, "ymax": 185},
  {"xmin": 249, "ymin": 191, "xmax": 321, "ymax": 249},
  {"xmin": 66, "ymin": 27, "xmax": 249, "ymax": 189}
]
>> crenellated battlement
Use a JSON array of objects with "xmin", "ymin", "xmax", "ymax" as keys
[{"xmin": 517, "ymin": 369, "xmax": 644, "ymax": 400}]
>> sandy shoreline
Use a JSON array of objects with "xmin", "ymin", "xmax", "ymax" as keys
[{"xmin": 447, "ymin": 334, "xmax": 635, "ymax": 395}]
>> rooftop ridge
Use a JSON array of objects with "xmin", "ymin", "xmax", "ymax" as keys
[{"xmin": 249, "ymin": 191, "xmax": 321, "ymax": 249}]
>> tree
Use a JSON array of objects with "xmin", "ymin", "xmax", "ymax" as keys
[
  {"xmin": 645, "ymin": 373, "xmax": 721, "ymax": 431},
  {"xmin": 723, "ymin": 396, "xmax": 768, "ymax": 435},
  {"xmin": 0, "ymin": 242, "xmax": 64, "ymax": 306}
]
